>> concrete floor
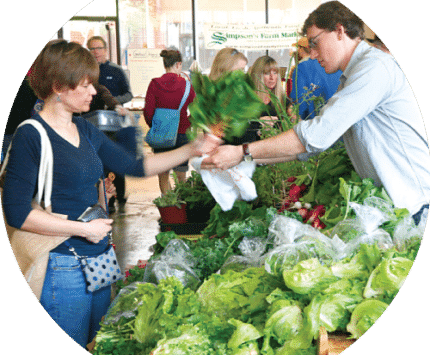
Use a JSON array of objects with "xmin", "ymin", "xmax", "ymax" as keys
[{"xmin": 110, "ymin": 173, "xmax": 162, "ymax": 271}]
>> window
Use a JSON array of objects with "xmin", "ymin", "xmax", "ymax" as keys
[
  {"xmin": 118, "ymin": 0, "xmax": 193, "ymax": 70},
  {"xmin": 62, "ymin": 0, "xmax": 323, "ymax": 94}
]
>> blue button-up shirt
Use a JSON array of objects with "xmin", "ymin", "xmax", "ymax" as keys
[{"xmin": 294, "ymin": 41, "xmax": 430, "ymax": 214}]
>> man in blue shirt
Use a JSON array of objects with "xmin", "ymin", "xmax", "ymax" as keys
[
  {"xmin": 290, "ymin": 37, "xmax": 341, "ymax": 120},
  {"xmin": 202, "ymin": 1, "xmax": 430, "ymax": 224},
  {"xmin": 87, "ymin": 36, "xmax": 133, "ymax": 105},
  {"xmin": 87, "ymin": 36, "xmax": 134, "ymax": 208}
]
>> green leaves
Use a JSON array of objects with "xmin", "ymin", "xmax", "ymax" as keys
[
  {"xmin": 283, "ymin": 258, "xmax": 338, "ymax": 295},
  {"xmin": 152, "ymin": 190, "xmax": 185, "ymax": 208},
  {"xmin": 188, "ymin": 71, "xmax": 265, "ymax": 140},
  {"xmin": 346, "ymin": 299, "xmax": 388, "ymax": 339},
  {"xmin": 363, "ymin": 257, "xmax": 413, "ymax": 299}
]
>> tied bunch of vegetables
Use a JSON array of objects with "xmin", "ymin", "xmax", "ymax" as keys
[
  {"xmin": 187, "ymin": 71, "xmax": 266, "ymax": 140},
  {"xmin": 278, "ymin": 176, "xmax": 327, "ymax": 230}
]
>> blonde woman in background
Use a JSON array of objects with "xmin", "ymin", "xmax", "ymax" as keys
[
  {"xmin": 208, "ymin": 47, "xmax": 248, "ymax": 81},
  {"xmin": 208, "ymin": 47, "xmax": 256, "ymax": 144},
  {"xmin": 248, "ymin": 56, "xmax": 293, "ymax": 140}
]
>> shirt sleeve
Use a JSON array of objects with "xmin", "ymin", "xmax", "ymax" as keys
[
  {"xmin": 95, "ymin": 83, "xmax": 120, "ymax": 110},
  {"xmin": 2, "ymin": 125, "xmax": 41, "ymax": 228},
  {"xmin": 293, "ymin": 58, "xmax": 391, "ymax": 153},
  {"xmin": 82, "ymin": 120, "xmax": 146, "ymax": 178},
  {"xmin": 114, "ymin": 67, "xmax": 133, "ymax": 104}
]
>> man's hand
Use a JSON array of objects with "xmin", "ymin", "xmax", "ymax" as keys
[{"xmin": 200, "ymin": 144, "xmax": 243, "ymax": 170}]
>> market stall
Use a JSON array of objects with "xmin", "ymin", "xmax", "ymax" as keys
[{"xmin": 91, "ymin": 71, "xmax": 425, "ymax": 355}]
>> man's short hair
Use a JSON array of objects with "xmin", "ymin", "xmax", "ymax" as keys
[{"xmin": 302, "ymin": 1, "xmax": 365, "ymax": 40}]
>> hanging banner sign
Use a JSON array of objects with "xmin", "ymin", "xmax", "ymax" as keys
[{"xmin": 203, "ymin": 23, "xmax": 301, "ymax": 51}]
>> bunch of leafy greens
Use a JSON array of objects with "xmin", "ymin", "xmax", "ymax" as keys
[
  {"xmin": 95, "ymin": 240, "xmax": 421, "ymax": 354},
  {"xmin": 197, "ymin": 267, "xmax": 283, "ymax": 325},
  {"xmin": 150, "ymin": 202, "xmax": 303, "ymax": 281},
  {"xmin": 262, "ymin": 297, "xmax": 308, "ymax": 352},
  {"xmin": 346, "ymin": 299, "xmax": 389, "ymax": 339},
  {"xmin": 172, "ymin": 170, "xmax": 216, "ymax": 212},
  {"xmin": 94, "ymin": 277, "xmax": 231, "ymax": 355},
  {"xmin": 363, "ymin": 256, "xmax": 413, "ymax": 301},
  {"xmin": 187, "ymin": 71, "xmax": 265, "ymax": 141},
  {"xmin": 283, "ymin": 258, "xmax": 338, "ymax": 297}
]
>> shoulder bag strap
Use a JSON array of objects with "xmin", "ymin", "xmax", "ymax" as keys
[
  {"xmin": 1, "ymin": 119, "xmax": 53, "ymax": 209},
  {"xmin": 178, "ymin": 80, "xmax": 191, "ymax": 112}
]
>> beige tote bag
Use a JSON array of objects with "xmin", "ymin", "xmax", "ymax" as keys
[{"xmin": 1, "ymin": 119, "xmax": 69, "ymax": 300}]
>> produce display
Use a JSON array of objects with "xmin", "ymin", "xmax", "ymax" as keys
[
  {"xmin": 94, "ymin": 143, "xmax": 426, "ymax": 354},
  {"xmin": 187, "ymin": 71, "xmax": 266, "ymax": 140}
]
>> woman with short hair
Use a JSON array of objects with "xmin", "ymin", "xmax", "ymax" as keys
[{"xmin": 2, "ymin": 39, "xmax": 216, "ymax": 347}]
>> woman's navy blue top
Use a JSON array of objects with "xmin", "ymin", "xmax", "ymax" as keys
[{"xmin": 2, "ymin": 114, "xmax": 145, "ymax": 256}]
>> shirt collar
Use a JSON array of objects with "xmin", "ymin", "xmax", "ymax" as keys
[{"xmin": 341, "ymin": 40, "xmax": 370, "ymax": 81}]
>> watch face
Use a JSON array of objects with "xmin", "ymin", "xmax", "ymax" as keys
[{"xmin": 244, "ymin": 155, "xmax": 252, "ymax": 162}]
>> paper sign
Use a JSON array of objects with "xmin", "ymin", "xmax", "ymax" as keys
[{"xmin": 128, "ymin": 49, "xmax": 165, "ymax": 97}]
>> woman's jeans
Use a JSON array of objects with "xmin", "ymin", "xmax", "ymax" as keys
[{"xmin": 40, "ymin": 252, "xmax": 111, "ymax": 348}]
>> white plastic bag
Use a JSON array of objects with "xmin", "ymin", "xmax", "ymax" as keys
[{"xmin": 191, "ymin": 156, "xmax": 257, "ymax": 211}]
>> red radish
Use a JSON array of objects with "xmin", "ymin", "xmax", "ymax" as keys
[
  {"xmin": 307, "ymin": 205, "xmax": 326, "ymax": 223},
  {"xmin": 289, "ymin": 185, "xmax": 302, "ymax": 202},
  {"xmin": 312, "ymin": 217, "xmax": 326, "ymax": 230},
  {"xmin": 297, "ymin": 208, "xmax": 309, "ymax": 220}
]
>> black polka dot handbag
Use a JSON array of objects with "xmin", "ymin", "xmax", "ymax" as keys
[
  {"xmin": 65, "ymin": 242, "xmax": 123, "ymax": 292},
  {"xmin": 65, "ymin": 197, "xmax": 123, "ymax": 292}
]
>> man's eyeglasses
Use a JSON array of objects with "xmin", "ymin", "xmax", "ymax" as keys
[
  {"xmin": 89, "ymin": 47, "xmax": 106, "ymax": 51},
  {"xmin": 308, "ymin": 30, "xmax": 325, "ymax": 49}
]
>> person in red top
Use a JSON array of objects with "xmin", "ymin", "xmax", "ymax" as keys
[{"xmin": 144, "ymin": 49, "xmax": 196, "ymax": 194}]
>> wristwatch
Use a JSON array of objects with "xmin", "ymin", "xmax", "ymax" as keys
[{"xmin": 242, "ymin": 143, "xmax": 253, "ymax": 162}]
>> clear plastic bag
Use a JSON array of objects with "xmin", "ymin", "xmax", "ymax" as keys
[
  {"xmin": 103, "ymin": 281, "xmax": 145, "ymax": 325},
  {"xmin": 268, "ymin": 215, "xmax": 317, "ymax": 246},
  {"xmin": 220, "ymin": 237, "xmax": 267, "ymax": 274},
  {"xmin": 265, "ymin": 243, "xmax": 317, "ymax": 276},
  {"xmin": 331, "ymin": 200, "xmax": 394, "ymax": 258},
  {"xmin": 264, "ymin": 216, "xmax": 339, "ymax": 276},
  {"xmin": 143, "ymin": 239, "xmax": 200, "ymax": 290},
  {"xmin": 393, "ymin": 208, "xmax": 427, "ymax": 251}
]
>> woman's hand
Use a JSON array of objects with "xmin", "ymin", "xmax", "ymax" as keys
[
  {"xmin": 191, "ymin": 133, "xmax": 223, "ymax": 156},
  {"xmin": 103, "ymin": 177, "xmax": 117, "ymax": 201},
  {"xmin": 82, "ymin": 218, "xmax": 113, "ymax": 244},
  {"xmin": 98, "ymin": 177, "xmax": 117, "ymax": 208},
  {"xmin": 287, "ymin": 106, "xmax": 300, "ymax": 123},
  {"xmin": 115, "ymin": 105, "xmax": 131, "ymax": 117},
  {"xmin": 261, "ymin": 116, "xmax": 278, "ymax": 127}
]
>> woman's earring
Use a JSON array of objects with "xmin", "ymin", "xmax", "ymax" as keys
[{"xmin": 56, "ymin": 95, "xmax": 61, "ymax": 102}]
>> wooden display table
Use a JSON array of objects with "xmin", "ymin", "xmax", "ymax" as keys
[{"xmin": 318, "ymin": 327, "xmax": 355, "ymax": 355}]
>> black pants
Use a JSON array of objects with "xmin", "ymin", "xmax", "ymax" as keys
[{"xmin": 105, "ymin": 127, "xmax": 138, "ymax": 203}]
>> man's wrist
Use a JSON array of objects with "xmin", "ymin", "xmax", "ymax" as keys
[{"xmin": 242, "ymin": 143, "xmax": 253, "ymax": 162}]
